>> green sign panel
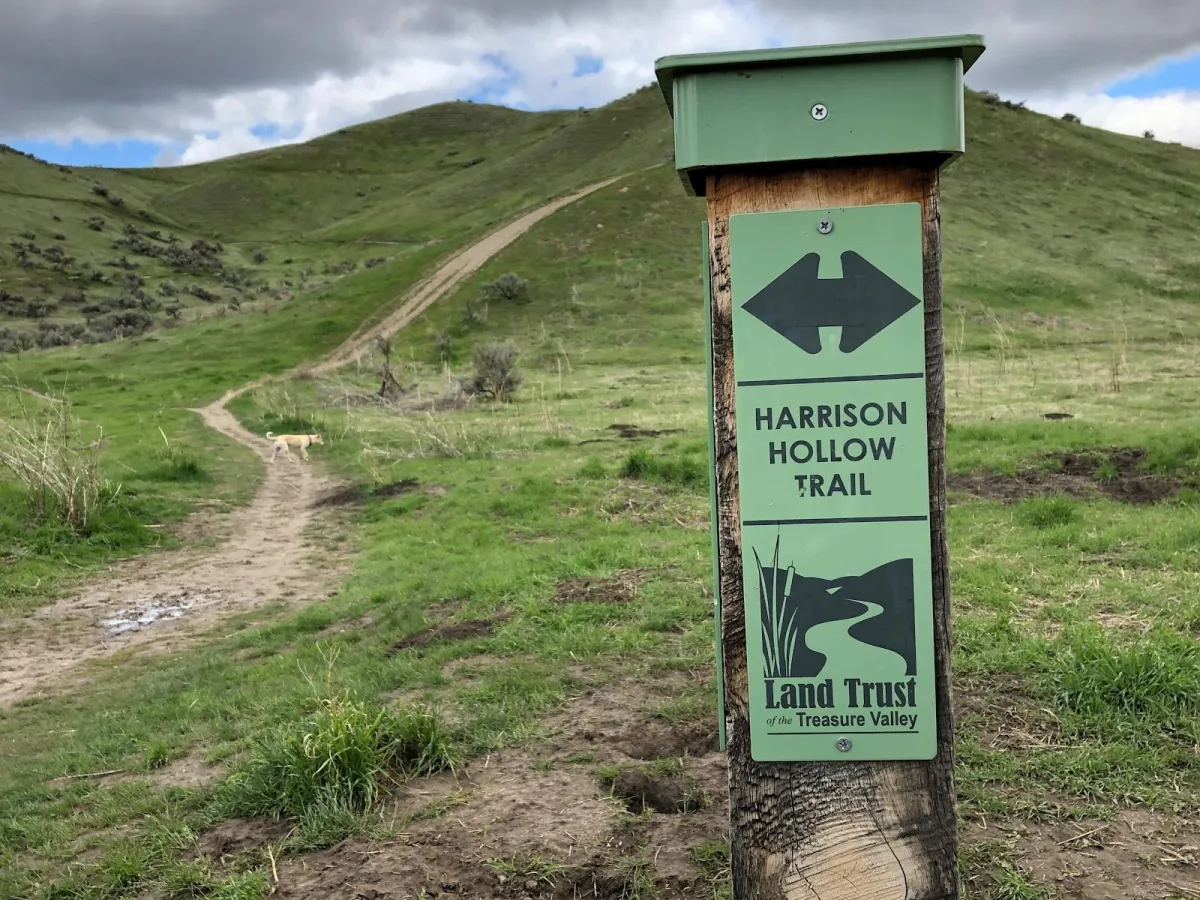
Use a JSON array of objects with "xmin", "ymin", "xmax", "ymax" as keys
[{"xmin": 729, "ymin": 202, "xmax": 936, "ymax": 762}]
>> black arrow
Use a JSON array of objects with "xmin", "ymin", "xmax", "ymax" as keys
[{"xmin": 740, "ymin": 250, "xmax": 921, "ymax": 354}]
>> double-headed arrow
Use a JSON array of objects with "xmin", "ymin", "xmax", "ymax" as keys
[{"xmin": 740, "ymin": 251, "xmax": 921, "ymax": 354}]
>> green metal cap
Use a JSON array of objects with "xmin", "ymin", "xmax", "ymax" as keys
[
  {"xmin": 654, "ymin": 34, "xmax": 986, "ymax": 195},
  {"xmin": 655, "ymin": 34, "xmax": 985, "ymax": 115}
]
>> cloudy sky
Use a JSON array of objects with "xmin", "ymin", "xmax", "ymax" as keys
[{"xmin": 2, "ymin": 0, "xmax": 1199, "ymax": 168}]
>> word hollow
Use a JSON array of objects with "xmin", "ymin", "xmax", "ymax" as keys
[{"xmin": 768, "ymin": 437, "xmax": 896, "ymax": 465}]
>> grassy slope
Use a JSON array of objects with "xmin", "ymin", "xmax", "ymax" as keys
[
  {"xmin": 0, "ymin": 87, "xmax": 671, "ymax": 612},
  {"xmin": 1, "ymin": 88, "xmax": 1199, "ymax": 899}
]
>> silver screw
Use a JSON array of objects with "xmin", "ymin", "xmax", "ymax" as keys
[
  {"xmin": 817, "ymin": 219, "xmax": 833, "ymax": 234},
  {"xmin": 835, "ymin": 738, "xmax": 852, "ymax": 752},
  {"xmin": 811, "ymin": 103, "xmax": 828, "ymax": 121}
]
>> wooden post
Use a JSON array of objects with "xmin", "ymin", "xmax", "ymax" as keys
[{"xmin": 656, "ymin": 35, "xmax": 984, "ymax": 900}]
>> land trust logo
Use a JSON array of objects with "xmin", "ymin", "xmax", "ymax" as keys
[{"xmin": 753, "ymin": 536, "xmax": 918, "ymax": 725}]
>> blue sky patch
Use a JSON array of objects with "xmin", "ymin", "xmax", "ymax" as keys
[
  {"xmin": 573, "ymin": 55, "xmax": 603, "ymax": 77},
  {"xmin": 465, "ymin": 53, "xmax": 522, "ymax": 105},
  {"xmin": 1106, "ymin": 51, "xmax": 1200, "ymax": 97},
  {"xmin": 3, "ymin": 137, "xmax": 164, "ymax": 168},
  {"xmin": 249, "ymin": 122, "xmax": 303, "ymax": 141}
]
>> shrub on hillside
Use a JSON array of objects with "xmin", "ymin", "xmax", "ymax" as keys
[
  {"xmin": 480, "ymin": 272, "xmax": 529, "ymax": 304},
  {"xmin": 252, "ymin": 250, "xmax": 267, "ymax": 264},
  {"xmin": 1144, "ymin": 130, "xmax": 1156, "ymax": 140},
  {"xmin": 187, "ymin": 285, "xmax": 219, "ymax": 303},
  {"xmin": 20, "ymin": 230, "xmax": 35, "ymax": 240},
  {"xmin": 86, "ymin": 216, "xmax": 105, "ymax": 231},
  {"xmin": 91, "ymin": 182, "xmax": 109, "ymax": 197},
  {"xmin": 1062, "ymin": 112, "xmax": 1081, "ymax": 123},
  {"xmin": 464, "ymin": 295, "xmax": 487, "ymax": 325},
  {"xmin": 465, "ymin": 341, "xmax": 523, "ymax": 402},
  {"xmin": 0, "ymin": 328, "xmax": 35, "ymax": 354},
  {"xmin": 22, "ymin": 300, "xmax": 54, "ymax": 319},
  {"xmin": 90, "ymin": 309, "xmax": 155, "ymax": 338},
  {"xmin": 35, "ymin": 322, "xmax": 86, "ymax": 348}
]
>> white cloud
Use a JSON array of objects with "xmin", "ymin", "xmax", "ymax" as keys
[
  {"xmin": 148, "ymin": 0, "xmax": 773, "ymax": 164},
  {"xmin": 168, "ymin": 55, "xmax": 501, "ymax": 164},
  {"xmin": 5, "ymin": 0, "xmax": 1200, "ymax": 163},
  {"xmin": 1025, "ymin": 90, "xmax": 1200, "ymax": 145}
]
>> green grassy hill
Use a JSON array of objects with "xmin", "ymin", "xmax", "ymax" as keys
[
  {"xmin": 0, "ymin": 87, "xmax": 673, "ymax": 352},
  {"xmin": 2, "ymin": 85, "xmax": 1200, "ymax": 900}
]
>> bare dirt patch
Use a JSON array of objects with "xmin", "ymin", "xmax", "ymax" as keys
[
  {"xmin": 117, "ymin": 750, "xmax": 226, "ymax": 790},
  {"xmin": 948, "ymin": 446, "xmax": 1185, "ymax": 505},
  {"xmin": 258, "ymin": 672, "xmax": 726, "ymax": 899},
  {"xmin": 386, "ymin": 614, "xmax": 508, "ymax": 657},
  {"xmin": 605, "ymin": 770, "xmax": 707, "ymax": 816},
  {"xmin": 954, "ymin": 676, "xmax": 1063, "ymax": 752},
  {"xmin": 580, "ymin": 423, "xmax": 686, "ymax": 445},
  {"xmin": 271, "ymin": 759, "xmax": 621, "ymax": 900},
  {"xmin": 607, "ymin": 423, "xmax": 685, "ymax": 439},
  {"xmin": 543, "ymin": 677, "xmax": 718, "ymax": 763},
  {"xmin": 552, "ymin": 569, "xmax": 648, "ymax": 605},
  {"xmin": 311, "ymin": 478, "xmax": 423, "ymax": 508},
  {"xmin": 965, "ymin": 810, "xmax": 1200, "ymax": 900},
  {"xmin": 194, "ymin": 817, "xmax": 295, "ymax": 863}
]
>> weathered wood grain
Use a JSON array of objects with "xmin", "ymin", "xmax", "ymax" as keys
[{"xmin": 705, "ymin": 165, "xmax": 957, "ymax": 900}]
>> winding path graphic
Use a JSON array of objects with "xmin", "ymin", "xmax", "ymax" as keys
[{"xmin": 803, "ymin": 596, "xmax": 910, "ymax": 683}]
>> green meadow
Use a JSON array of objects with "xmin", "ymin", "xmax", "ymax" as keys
[{"xmin": 0, "ymin": 86, "xmax": 1198, "ymax": 899}]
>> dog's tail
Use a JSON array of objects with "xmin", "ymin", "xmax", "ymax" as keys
[{"xmin": 265, "ymin": 431, "xmax": 277, "ymax": 440}]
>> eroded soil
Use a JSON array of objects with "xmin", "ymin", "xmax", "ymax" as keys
[
  {"xmin": 197, "ymin": 674, "xmax": 727, "ymax": 900},
  {"xmin": 948, "ymin": 446, "xmax": 1185, "ymax": 505}
]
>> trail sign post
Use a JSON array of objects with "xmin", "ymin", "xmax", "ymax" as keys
[{"xmin": 656, "ymin": 34, "xmax": 984, "ymax": 899}]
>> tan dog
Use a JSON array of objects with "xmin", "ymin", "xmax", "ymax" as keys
[{"xmin": 266, "ymin": 431, "xmax": 323, "ymax": 464}]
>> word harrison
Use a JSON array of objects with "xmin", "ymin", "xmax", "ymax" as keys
[{"xmin": 754, "ymin": 401, "xmax": 908, "ymax": 431}]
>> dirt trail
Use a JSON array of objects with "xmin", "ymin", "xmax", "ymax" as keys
[
  {"xmin": 310, "ymin": 176, "xmax": 624, "ymax": 375},
  {"xmin": 0, "ymin": 176, "xmax": 624, "ymax": 709}
]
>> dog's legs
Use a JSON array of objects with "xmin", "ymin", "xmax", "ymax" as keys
[{"xmin": 300, "ymin": 446, "xmax": 310, "ymax": 461}]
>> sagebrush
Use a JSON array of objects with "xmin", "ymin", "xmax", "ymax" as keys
[{"xmin": 467, "ymin": 340, "xmax": 523, "ymax": 401}]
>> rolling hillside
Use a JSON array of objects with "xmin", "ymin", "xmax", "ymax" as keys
[
  {"xmin": 2, "ymin": 82, "xmax": 1199, "ymax": 900},
  {"xmin": 0, "ymin": 86, "xmax": 673, "ymax": 352}
]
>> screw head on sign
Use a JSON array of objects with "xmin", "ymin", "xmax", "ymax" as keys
[
  {"xmin": 817, "ymin": 219, "xmax": 833, "ymax": 234},
  {"xmin": 835, "ymin": 738, "xmax": 852, "ymax": 752},
  {"xmin": 811, "ymin": 103, "xmax": 828, "ymax": 120}
]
